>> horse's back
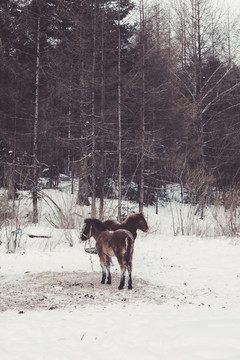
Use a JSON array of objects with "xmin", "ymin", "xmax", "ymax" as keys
[
  {"xmin": 96, "ymin": 230, "xmax": 115, "ymax": 257},
  {"xmin": 112, "ymin": 230, "xmax": 134, "ymax": 264},
  {"xmin": 113, "ymin": 229, "xmax": 134, "ymax": 245},
  {"xmin": 115, "ymin": 228, "xmax": 133, "ymax": 237},
  {"xmin": 104, "ymin": 219, "xmax": 121, "ymax": 231}
]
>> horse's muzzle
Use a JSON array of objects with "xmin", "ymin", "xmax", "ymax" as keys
[{"xmin": 80, "ymin": 233, "xmax": 88, "ymax": 241}]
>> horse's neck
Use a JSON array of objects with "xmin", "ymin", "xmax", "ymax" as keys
[
  {"xmin": 123, "ymin": 218, "xmax": 138, "ymax": 236},
  {"xmin": 92, "ymin": 227, "xmax": 102, "ymax": 240}
]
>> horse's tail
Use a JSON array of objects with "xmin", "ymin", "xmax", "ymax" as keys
[{"xmin": 125, "ymin": 235, "xmax": 133, "ymax": 264}]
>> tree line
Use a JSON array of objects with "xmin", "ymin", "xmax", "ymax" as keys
[{"xmin": 1, "ymin": 0, "xmax": 240, "ymax": 222}]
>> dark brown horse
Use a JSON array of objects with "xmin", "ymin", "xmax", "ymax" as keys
[
  {"xmin": 81, "ymin": 218, "xmax": 134, "ymax": 290},
  {"xmin": 104, "ymin": 212, "xmax": 149, "ymax": 239}
]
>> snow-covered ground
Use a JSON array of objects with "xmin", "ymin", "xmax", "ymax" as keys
[{"xmin": 0, "ymin": 189, "xmax": 240, "ymax": 359}]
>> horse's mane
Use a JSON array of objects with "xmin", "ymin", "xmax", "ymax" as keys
[{"xmin": 85, "ymin": 218, "xmax": 108, "ymax": 231}]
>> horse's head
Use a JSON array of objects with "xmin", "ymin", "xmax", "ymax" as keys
[
  {"xmin": 137, "ymin": 212, "xmax": 149, "ymax": 232},
  {"xmin": 81, "ymin": 218, "xmax": 108, "ymax": 241},
  {"xmin": 80, "ymin": 219, "xmax": 92, "ymax": 241}
]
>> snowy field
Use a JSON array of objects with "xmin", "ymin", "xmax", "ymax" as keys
[{"xmin": 0, "ymin": 189, "xmax": 240, "ymax": 360}]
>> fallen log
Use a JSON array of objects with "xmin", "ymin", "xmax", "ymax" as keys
[{"xmin": 28, "ymin": 234, "xmax": 52, "ymax": 239}]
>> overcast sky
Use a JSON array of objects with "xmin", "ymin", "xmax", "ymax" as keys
[
  {"xmin": 222, "ymin": 0, "xmax": 240, "ymax": 12},
  {"xmin": 143, "ymin": 0, "xmax": 240, "ymax": 13},
  {"xmin": 131, "ymin": 0, "xmax": 240, "ymax": 27},
  {"xmin": 215, "ymin": 0, "xmax": 240, "ymax": 16}
]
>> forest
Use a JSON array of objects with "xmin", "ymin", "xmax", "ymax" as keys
[{"xmin": 1, "ymin": 0, "xmax": 240, "ymax": 223}]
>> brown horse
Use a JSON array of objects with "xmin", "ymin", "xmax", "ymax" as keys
[
  {"xmin": 104, "ymin": 212, "xmax": 149, "ymax": 239},
  {"xmin": 81, "ymin": 218, "xmax": 135, "ymax": 290}
]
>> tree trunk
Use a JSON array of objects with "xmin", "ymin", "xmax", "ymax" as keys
[
  {"xmin": 76, "ymin": 12, "xmax": 90, "ymax": 207},
  {"xmin": 77, "ymin": 155, "xmax": 90, "ymax": 206},
  {"xmin": 32, "ymin": 15, "xmax": 40, "ymax": 224},
  {"xmin": 91, "ymin": 0, "xmax": 97, "ymax": 218},
  {"xmin": 117, "ymin": 0, "xmax": 122, "ymax": 221},
  {"xmin": 139, "ymin": 0, "xmax": 145, "ymax": 213},
  {"xmin": 67, "ymin": 68, "xmax": 72, "ymax": 177},
  {"xmin": 99, "ymin": 4, "xmax": 105, "ymax": 220}
]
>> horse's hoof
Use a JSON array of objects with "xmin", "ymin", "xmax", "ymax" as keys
[
  {"xmin": 128, "ymin": 286, "xmax": 132, "ymax": 290},
  {"xmin": 118, "ymin": 286, "xmax": 124, "ymax": 290},
  {"xmin": 107, "ymin": 280, "xmax": 111, "ymax": 285},
  {"xmin": 101, "ymin": 281, "xmax": 105, "ymax": 284}
]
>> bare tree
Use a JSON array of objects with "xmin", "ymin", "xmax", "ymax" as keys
[
  {"xmin": 139, "ymin": 0, "xmax": 146, "ymax": 212},
  {"xmin": 117, "ymin": 0, "xmax": 122, "ymax": 221},
  {"xmin": 32, "ymin": 13, "xmax": 40, "ymax": 223},
  {"xmin": 90, "ymin": 1, "xmax": 98, "ymax": 217},
  {"xmin": 172, "ymin": 0, "xmax": 240, "ymax": 198},
  {"xmin": 99, "ymin": 2, "xmax": 106, "ymax": 220}
]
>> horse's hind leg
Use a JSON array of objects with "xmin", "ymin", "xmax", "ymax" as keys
[
  {"xmin": 118, "ymin": 264, "xmax": 127, "ymax": 290},
  {"xmin": 99, "ymin": 253, "xmax": 107, "ymax": 284},
  {"xmin": 100, "ymin": 263, "xmax": 107, "ymax": 284},
  {"xmin": 106, "ymin": 256, "xmax": 111, "ymax": 285},
  {"xmin": 127, "ymin": 263, "xmax": 133, "ymax": 290}
]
